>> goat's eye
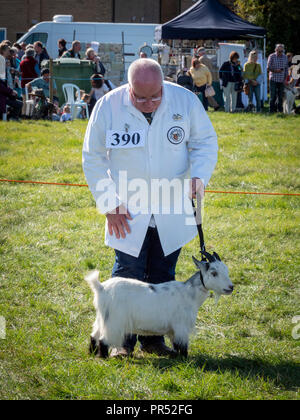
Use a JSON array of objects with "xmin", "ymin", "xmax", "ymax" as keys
[{"xmin": 211, "ymin": 272, "xmax": 218, "ymax": 277}]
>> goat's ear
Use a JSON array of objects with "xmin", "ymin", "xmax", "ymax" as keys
[{"xmin": 192, "ymin": 256, "xmax": 202, "ymax": 269}]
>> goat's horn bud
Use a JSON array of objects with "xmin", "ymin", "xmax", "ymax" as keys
[
  {"xmin": 212, "ymin": 252, "xmax": 221, "ymax": 261},
  {"xmin": 201, "ymin": 251, "xmax": 215, "ymax": 263}
]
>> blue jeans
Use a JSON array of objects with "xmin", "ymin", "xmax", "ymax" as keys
[
  {"xmin": 249, "ymin": 84, "xmax": 261, "ymax": 111},
  {"xmin": 111, "ymin": 227, "xmax": 181, "ymax": 350}
]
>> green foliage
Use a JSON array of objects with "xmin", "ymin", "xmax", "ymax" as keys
[
  {"xmin": 0, "ymin": 116, "xmax": 299, "ymax": 400},
  {"xmin": 234, "ymin": 0, "xmax": 300, "ymax": 55}
]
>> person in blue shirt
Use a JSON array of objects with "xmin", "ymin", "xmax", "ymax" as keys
[{"xmin": 26, "ymin": 68, "xmax": 58, "ymax": 102}]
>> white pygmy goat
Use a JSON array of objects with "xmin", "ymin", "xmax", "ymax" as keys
[{"xmin": 86, "ymin": 252, "xmax": 233, "ymax": 358}]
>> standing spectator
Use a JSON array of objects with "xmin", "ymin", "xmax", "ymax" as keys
[
  {"xmin": 286, "ymin": 52, "xmax": 293, "ymax": 68},
  {"xmin": 0, "ymin": 43, "xmax": 10, "ymax": 84},
  {"xmin": 58, "ymin": 38, "xmax": 67, "ymax": 57},
  {"xmin": 189, "ymin": 58, "xmax": 212, "ymax": 111},
  {"xmin": 219, "ymin": 51, "xmax": 242, "ymax": 113},
  {"xmin": 267, "ymin": 44, "xmax": 289, "ymax": 113},
  {"xmin": 19, "ymin": 42, "xmax": 27, "ymax": 60},
  {"xmin": 88, "ymin": 73, "xmax": 109, "ymax": 114},
  {"xmin": 243, "ymin": 50, "xmax": 262, "ymax": 112},
  {"xmin": 19, "ymin": 48, "xmax": 38, "ymax": 114},
  {"xmin": 62, "ymin": 40, "xmax": 81, "ymax": 59},
  {"xmin": 197, "ymin": 47, "xmax": 220, "ymax": 110},
  {"xmin": 85, "ymin": 47, "xmax": 106, "ymax": 76},
  {"xmin": 176, "ymin": 68, "xmax": 194, "ymax": 91},
  {"xmin": 34, "ymin": 41, "xmax": 50, "ymax": 69},
  {"xmin": 0, "ymin": 50, "xmax": 22, "ymax": 121}
]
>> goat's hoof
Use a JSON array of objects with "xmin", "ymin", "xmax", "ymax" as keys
[{"xmin": 89, "ymin": 337, "xmax": 99, "ymax": 355}]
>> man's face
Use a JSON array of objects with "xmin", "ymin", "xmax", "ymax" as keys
[
  {"xmin": 129, "ymin": 79, "xmax": 162, "ymax": 114},
  {"xmin": 276, "ymin": 45, "xmax": 284, "ymax": 55},
  {"xmin": 43, "ymin": 73, "xmax": 50, "ymax": 83},
  {"xmin": 35, "ymin": 45, "xmax": 42, "ymax": 54}
]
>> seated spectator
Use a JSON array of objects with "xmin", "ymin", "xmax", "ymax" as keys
[
  {"xmin": 62, "ymin": 40, "xmax": 81, "ymax": 59},
  {"xmin": 60, "ymin": 105, "xmax": 72, "ymax": 122},
  {"xmin": 75, "ymin": 91, "xmax": 90, "ymax": 119},
  {"xmin": 26, "ymin": 68, "xmax": 58, "ymax": 103},
  {"xmin": 58, "ymin": 38, "xmax": 67, "ymax": 57},
  {"xmin": 219, "ymin": 51, "xmax": 243, "ymax": 113},
  {"xmin": 85, "ymin": 47, "xmax": 106, "ymax": 76},
  {"xmin": 88, "ymin": 73, "xmax": 109, "ymax": 114},
  {"xmin": 34, "ymin": 41, "xmax": 50, "ymax": 69},
  {"xmin": 189, "ymin": 58, "xmax": 212, "ymax": 111},
  {"xmin": 0, "ymin": 76, "xmax": 23, "ymax": 121}
]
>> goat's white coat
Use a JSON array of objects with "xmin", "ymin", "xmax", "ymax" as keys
[{"xmin": 86, "ymin": 259, "xmax": 233, "ymax": 351}]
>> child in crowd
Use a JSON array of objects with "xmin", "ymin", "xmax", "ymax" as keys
[
  {"xmin": 88, "ymin": 73, "xmax": 109, "ymax": 114},
  {"xmin": 60, "ymin": 105, "xmax": 72, "ymax": 122}
]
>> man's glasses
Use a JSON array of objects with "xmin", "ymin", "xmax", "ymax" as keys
[{"xmin": 130, "ymin": 88, "xmax": 162, "ymax": 103}]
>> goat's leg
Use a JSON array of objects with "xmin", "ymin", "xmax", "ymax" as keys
[
  {"xmin": 173, "ymin": 342, "xmax": 188, "ymax": 358},
  {"xmin": 97, "ymin": 339, "xmax": 109, "ymax": 358},
  {"xmin": 172, "ymin": 330, "xmax": 189, "ymax": 357},
  {"xmin": 89, "ymin": 336, "xmax": 99, "ymax": 355}
]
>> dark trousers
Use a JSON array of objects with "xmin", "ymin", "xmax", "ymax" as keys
[
  {"xmin": 3, "ymin": 97, "xmax": 23, "ymax": 120},
  {"xmin": 270, "ymin": 80, "xmax": 284, "ymax": 113},
  {"xmin": 111, "ymin": 227, "xmax": 181, "ymax": 350},
  {"xmin": 194, "ymin": 84, "xmax": 208, "ymax": 110}
]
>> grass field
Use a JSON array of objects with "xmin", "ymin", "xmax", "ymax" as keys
[{"xmin": 0, "ymin": 112, "xmax": 299, "ymax": 400}]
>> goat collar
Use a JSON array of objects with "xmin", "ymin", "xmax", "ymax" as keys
[{"xmin": 199, "ymin": 270, "xmax": 208, "ymax": 291}]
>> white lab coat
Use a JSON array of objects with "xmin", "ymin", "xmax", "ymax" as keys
[{"xmin": 82, "ymin": 81, "xmax": 218, "ymax": 257}]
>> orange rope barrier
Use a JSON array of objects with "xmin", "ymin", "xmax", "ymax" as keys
[{"xmin": 1, "ymin": 178, "xmax": 300, "ymax": 196}]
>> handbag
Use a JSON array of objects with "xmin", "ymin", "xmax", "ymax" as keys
[
  {"xmin": 234, "ymin": 81, "xmax": 243, "ymax": 92},
  {"xmin": 243, "ymin": 83, "xmax": 250, "ymax": 95},
  {"xmin": 205, "ymin": 85, "xmax": 215, "ymax": 97}
]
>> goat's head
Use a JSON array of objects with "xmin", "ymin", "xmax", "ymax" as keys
[{"xmin": 192, "ymin": 253, "xmax": 234, "ymax": 299}]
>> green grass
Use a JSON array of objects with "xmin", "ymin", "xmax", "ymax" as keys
[{"xmin": 0, "ymin": 113, "xmax": 299, "ymax": 400}]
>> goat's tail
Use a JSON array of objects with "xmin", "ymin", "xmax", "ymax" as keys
[{"xmin": 85, "ymin": 270, "xmax": 103, "ymax": 296}]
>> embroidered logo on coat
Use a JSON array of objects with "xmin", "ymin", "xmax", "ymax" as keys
[{"xmin": 167, "ymin": 126, "xmax": 185, "ymax": 145}]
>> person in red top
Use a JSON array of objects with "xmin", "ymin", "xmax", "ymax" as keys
[
  {"xmin": 20, "ymin": 48, "xmax": 38, "ymax": 89},
  {"xmin": 19, "ymin": 48, "xmax": 38, "ymax": 115}
]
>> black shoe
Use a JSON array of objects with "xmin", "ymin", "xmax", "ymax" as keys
[{"xmin": 140, "ymin": 342, "xmax": 178, "ymax": 357}]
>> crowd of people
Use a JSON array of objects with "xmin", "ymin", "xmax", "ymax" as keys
[
  {"xmin": 176, "ymin": 43, "xmax": 299, "ymax": 115},
  {"xmin": 0, "ymin": 38, "xmax": 113, "ymax": 121},
  {"xmin": 0, "ymin": 37, "xmax": 299, "ymax": 121}
]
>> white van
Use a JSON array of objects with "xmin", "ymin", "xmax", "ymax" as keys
[{"xmin": 17, "ymin": 15, "xmax": 159, "ymax": 81}]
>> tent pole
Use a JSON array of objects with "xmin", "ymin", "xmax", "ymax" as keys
[{"xmin": 263, "ymin": 35, "xmax": 266, "ymax": 106}]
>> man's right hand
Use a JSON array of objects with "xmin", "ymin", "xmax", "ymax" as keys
[{"xmin": 106, "ymin": 204, "xmax": 132, "ymax": 239}]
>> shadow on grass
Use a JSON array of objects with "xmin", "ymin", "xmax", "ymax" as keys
[{"xmin": 143, "ymin": 354, "xmax": 300, "ymax": 392}]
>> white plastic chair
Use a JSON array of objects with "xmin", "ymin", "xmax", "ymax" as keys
[
  {"xmin": 62, "ymin": 83, "xmax": 89, "ymax": 120},
  {"xmin": 24, "ymin": 86, "xmax": 35, "ymax": 117}
]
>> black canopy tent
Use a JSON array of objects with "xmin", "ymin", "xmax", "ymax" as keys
[
  {"xmin": 161, "ymin": 0, "xmax": 266, "ymax": 40},
  {"xmin": 160, "ymin": 0, "xmax": 267, "ymax": 102}
]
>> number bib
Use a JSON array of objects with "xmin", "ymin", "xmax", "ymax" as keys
[{"xmin": 106, "ymin": 130, "xmax": 146, "ymax": 149}]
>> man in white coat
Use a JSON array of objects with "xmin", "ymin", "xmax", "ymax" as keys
[{"xmin": 83, "ymin": 59, "xmax": 218, "ymax": 357}]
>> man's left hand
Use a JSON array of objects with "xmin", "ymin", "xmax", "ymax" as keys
[{"xmin": 190, "ymin": 177, "xmax": 205, "ymax": 199}]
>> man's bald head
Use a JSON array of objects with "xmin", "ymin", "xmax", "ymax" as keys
[
  {"xmin": 128, "ymin": 59, "xmax": 164, "ymax": 113},
  {"xmin": 128, "ymin": 58, "xmax": 163, "ymax": 87}
]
